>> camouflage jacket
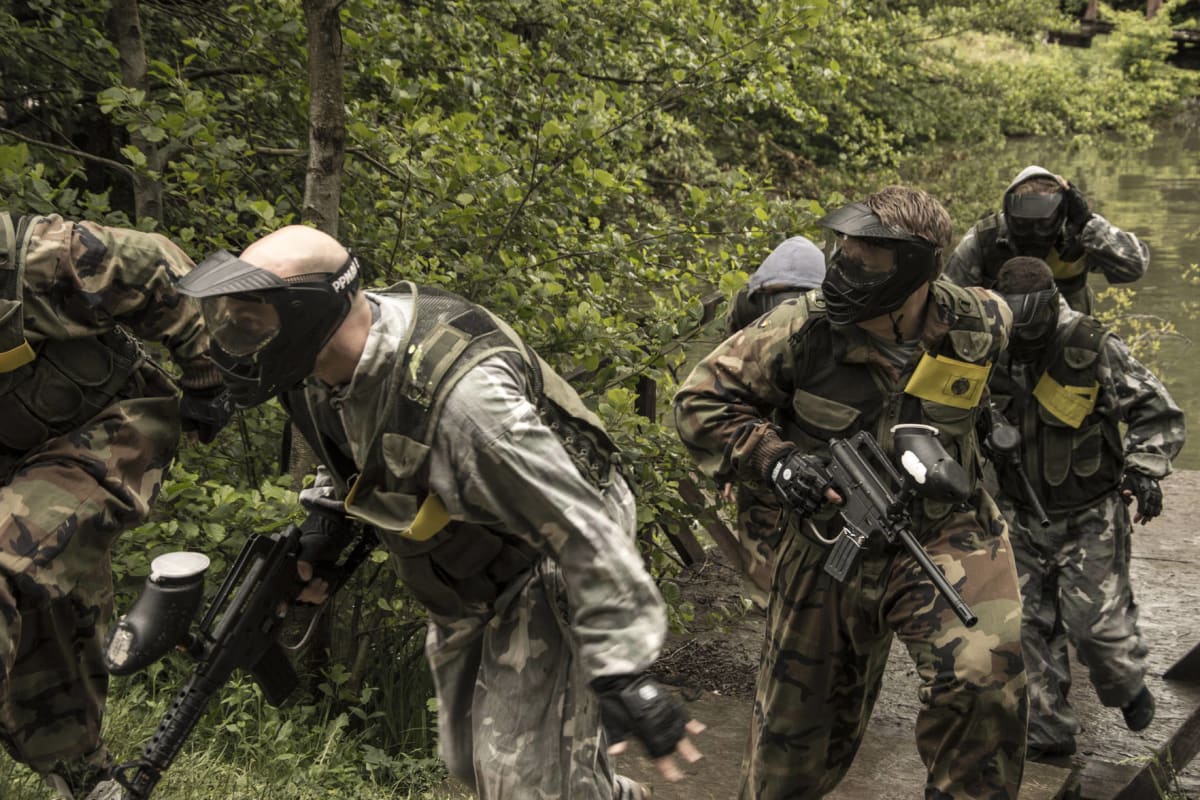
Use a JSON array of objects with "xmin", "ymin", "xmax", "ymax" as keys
[
  {"xmin": 10, "ymin": 213, "xmax": 219, "ymax": 390},
  {"xmin": 298, "ymin": 292, "xmax": 666, "ymax": 680},
  {"xmin": 675, "ymin": 280, "xmax": 1012, "ymax": 527},
  {"xmin": 944, "ymin": 212, "xmax": 1148, "ymax": 301},
  {"xmin": 992, "ymin": 301, "xmax": 1184, "ymax": 501}
]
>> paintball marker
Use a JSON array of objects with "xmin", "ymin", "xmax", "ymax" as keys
[
  {"xmin": 101, "ymin": 522, "xmax": 377, "ymax": 800},
  {"xmin": 803, "ymin": 424, "xmax": 978, "ymax": 627},
  {"xmin": 982, "ymin": 401, "xmax": 1051, "ymax": 528}
]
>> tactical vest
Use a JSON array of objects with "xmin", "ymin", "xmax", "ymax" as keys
[
  {"xmin": 780, "ymin": 281, "xmax": 995, "ymax": 525},
  {"xmin": 284, "ymin": 284, "xmax": 621, "ymax": 616},
  {"xmin": 991, "ymin": 315, "xmax": 1120, "ymax": 513},
  {"xmin": 0, "ymin": 214, "xmax": 165, "ymax": 459},
  {"xmin": 974, "ymin": 213, "xmax": 1091, "ymax": 312}
]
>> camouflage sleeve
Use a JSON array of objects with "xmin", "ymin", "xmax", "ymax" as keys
[
  {"xmin": 975, "ymin": 286, "xmax": 1013, "ymax": 354},
  {"xmin": 674, "ymin": 303, "xmax": 808, "ymax": 486},
  {"xmin": 22, "ymin": 215, "xmax": 220, "ymax": 389},
  {"xmin": 942, "ymin": 224, "xmax": 986, "ymax": 288},
  {"xmin": 1081, "ymin": 213, "xmax": 1149, "ymax": 286},
  {"xmin": 428, "ymin": 356, "xmax": 666, "ymax": 679},
  {"xmin": 1098, "ymin": 334, "xmax": 1185, "ymax": 478}
]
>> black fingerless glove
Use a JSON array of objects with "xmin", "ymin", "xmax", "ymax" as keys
[
  {"xmin": 179, "ymin": 386, "xmax": 234, "ymax": 444},
  {"xmin": 1121, "ymin": 470, "xmax": 1162, "ymax": 522},
  {"xmin": 766, "ymin": 449, "xmax": 832, "ymax": 519},
  {"xmin": 592, "ymin": 673, "xmax": 689, "ymax": 759}
]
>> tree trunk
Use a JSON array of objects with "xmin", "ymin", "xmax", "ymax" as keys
[
  {"xmin": 107, "ymin": 0, "xmax": 164, "ymax": 225},
  {"xmin": 301, "ymin": 0, "xmax": 346, "ymax": 237},
  {"xmin": 1084, "ymin": 0, "xmax": 1099, "ymax": 21},
  {"xmin": 1146, "ymin": 0, "xmax": 1163, "ymax": 19}
]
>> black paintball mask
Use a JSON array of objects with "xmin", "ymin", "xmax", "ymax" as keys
[
  {"xmin": 1002, "ymin": 285, "xmax": 1060, "ymax": 361},
  {"xmin": 177, "ymin": 250, "xmax": 362, "ymax": 408},
  {"xmin": 818, "ymin": 203, "xmax": 941, "ymax": 325},
  {"xmin": 1004, "ymin": 191, "xmax": 1065, "ymax": 257}
]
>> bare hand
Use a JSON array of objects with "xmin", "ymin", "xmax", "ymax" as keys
[
  {"xmin": 296, "ymin": 560, "xmax": 331, "ymax": 604},
  {"xmin": 607, "ymin": 719, "xmax": 706, "ymax": 782}
]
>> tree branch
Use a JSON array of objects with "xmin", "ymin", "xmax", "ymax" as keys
[{"xmin": 0, "ymin": 127, "xmax": 134, "ymax": 176}]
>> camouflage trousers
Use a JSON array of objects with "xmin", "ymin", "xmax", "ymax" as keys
[
  {"xmin": 0, "ymin": 394, "xmax": 179, "ymax": 773},
  {"xmin": 419, "ymin": 556, "xmax": 644, "ymax": 800},
  {"xmin": 741, "ymin": 492, "xmax": 1027, "ymax": 800},
  {"xmin": 999, "ymin": 492, "xmax": 1146, "ymax": 751}
]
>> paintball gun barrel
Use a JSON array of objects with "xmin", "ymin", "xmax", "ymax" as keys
[
  {"xmin": 794, "ymin": 425, "xmax": 978, "ymax": 628},
  {"xmin": 102, "ymin": 523, "xmax": 377, "ymax": 800}
]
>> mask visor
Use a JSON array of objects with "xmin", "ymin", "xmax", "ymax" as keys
[
  {"xmin": 1006, "ymin": 193, "xmax": 1064, "ymax": 242},
  {"xmin": 828, "ymin": 242, "xmax": 898, "ymax": 290},
  {"xmin": 1003, "ymin": 288, "xmax": 1059, "ymax": 341},
  {"xmin": 202, "ymin": 293, "xmax": 283, "ymax": 357}
]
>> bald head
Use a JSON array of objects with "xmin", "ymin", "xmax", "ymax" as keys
[{"xmin": 241, "ymin": 225, "xmax": 349, "ymax": 279}]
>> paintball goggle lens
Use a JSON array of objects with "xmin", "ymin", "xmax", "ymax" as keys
[
  {"xmin": 202, "ymin": 293, "xmax": 283, "ymax": 357},
  {"xmin": 1002, "ymin": 287, "xmax": 1059, "ymax": 341},
  {"xmin": 827, "ymin": 238, "xmax": 898, "ymax": 289},
  {"xmin": 1005, "ymin": 192, "xmax": 1065, "ymax": 242}
]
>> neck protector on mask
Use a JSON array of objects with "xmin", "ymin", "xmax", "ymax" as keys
[{"xmin": 177, "ymin": 250, "xmax": 361, "ymax": 407}]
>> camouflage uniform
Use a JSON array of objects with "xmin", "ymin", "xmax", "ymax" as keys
[
  {"xmin": 284, "ymin": 288, "xmax": 666, "ymax": 799},
  {"xmin": 989, "ymin": 300, "xmax": 1184, "ymax": 753},
  {"xmin": 944, "ymin": 169, "xmax": 1148, "ymax": 315},
  {"xmin": 675, "ymin": 281, "xmax": 1027, "ymax": 800},
  {"xmin": 0, "ymin": 213, "xmax": 218, "ymax": 778}
]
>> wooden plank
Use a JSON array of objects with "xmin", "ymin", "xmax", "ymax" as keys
[
  {"xmin": 676, "ymin": 478, "xmax": 744, "ymax": 571},
  {"xmin": 1164, "ymin": 640, "xmax": 1200, "ymax": 683},
  {"xmin": 1113, "ymin": 700, "xmax": 1200, "ymax": 799}
]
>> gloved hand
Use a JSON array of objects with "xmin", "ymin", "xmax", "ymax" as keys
[
  {"xmin": 592, "ymin": 673, "xmax": 689, "ymax": 758},
  {"xmin": 298, "ymin": 493, "xmax": 354, "ymax": 571},
  {"xmin": 766, "ymin": 449, "xmax": 832, "ymax": 518},
  {"xmin": 1063, "ymin": 182, "xmax": 1092, "ymax": 234},
  {"xmin": 179, "ymin": 386, "xmax": 234, "ymax": 444},
  {"xmin": 1057, "ymin": 182, "xmax": 1092, "ymax": 261},
  {"xmin": 1121, "ymin": 471, "xmax": 1162, "ymax": 524}
]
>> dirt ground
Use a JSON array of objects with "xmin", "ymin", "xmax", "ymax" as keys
[{"xmin": 616, "ymin": 470, "xmax": 1200, "ymax": 800}]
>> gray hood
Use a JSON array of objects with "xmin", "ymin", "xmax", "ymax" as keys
[
  {"xmin": 747, "ymin": 236, "xmax": 827, "ymax": 297},
  {"xmin": 1004, "ymin": 165, "xmax": 1062, "ymax": 201}
]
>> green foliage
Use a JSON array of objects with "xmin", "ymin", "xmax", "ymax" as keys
[{"xmin": 2, "ymin": 0, "xmax": 1198, "ymax": 794}]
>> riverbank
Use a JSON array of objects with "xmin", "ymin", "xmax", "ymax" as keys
[{"xmin": 625, "ymin": 469, "xmax": 1200, "ymax": 800}]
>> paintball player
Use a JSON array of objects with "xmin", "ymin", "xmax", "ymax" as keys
[
  {"xmin": 988, "ymin": 256, "xmax": 1184, "ymax": 761},
  {"xmin": 175, "ymin": 225, "xmax": 703, "ymax": 800},
  {"xmin": 675, "ymin": 186, "xmax": 1028, "ymax": 799},
  {"xmin": 0, "ymin": 212, "xmax": 227, "ymax": 799},
  {"xmin": 722, "ymin": 236, "xmax": 826, "ymax": 607},
  {"xmin": 944, "ymin": 165, "xmax": 1148, "ymax": 314}
]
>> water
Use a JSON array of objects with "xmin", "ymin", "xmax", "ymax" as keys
[{"xmin": 942, "ymin": 125, "xmax": 1200, "ymax": 466}]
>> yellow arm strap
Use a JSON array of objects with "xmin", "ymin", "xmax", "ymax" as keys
[
  {"xmin": 403, "ymin": 494, "xmax": 451, "ymax": 541},
  {"xmin": 1047, "ymin": 249, "xmax": 1086, "ymax": 280},
  {"xmin": 1033, "ymin": 372, "xmax": 1098, "ymax": 428},
  {"xmin": 904, "ymin": 353, "xmax": 990, "ymax": 410},
  {"xmin": 0, "ymin": 340, "xmax": 34, "ymax": 373}
]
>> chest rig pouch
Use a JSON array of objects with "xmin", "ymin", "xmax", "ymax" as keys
[
  {"xmin": 0, "ymin": 215, "xmax": 150, "ymax": 455},
  {"xmin": 1030, "ymin": 316, "xmax": 1122, "ymax": 511}
]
